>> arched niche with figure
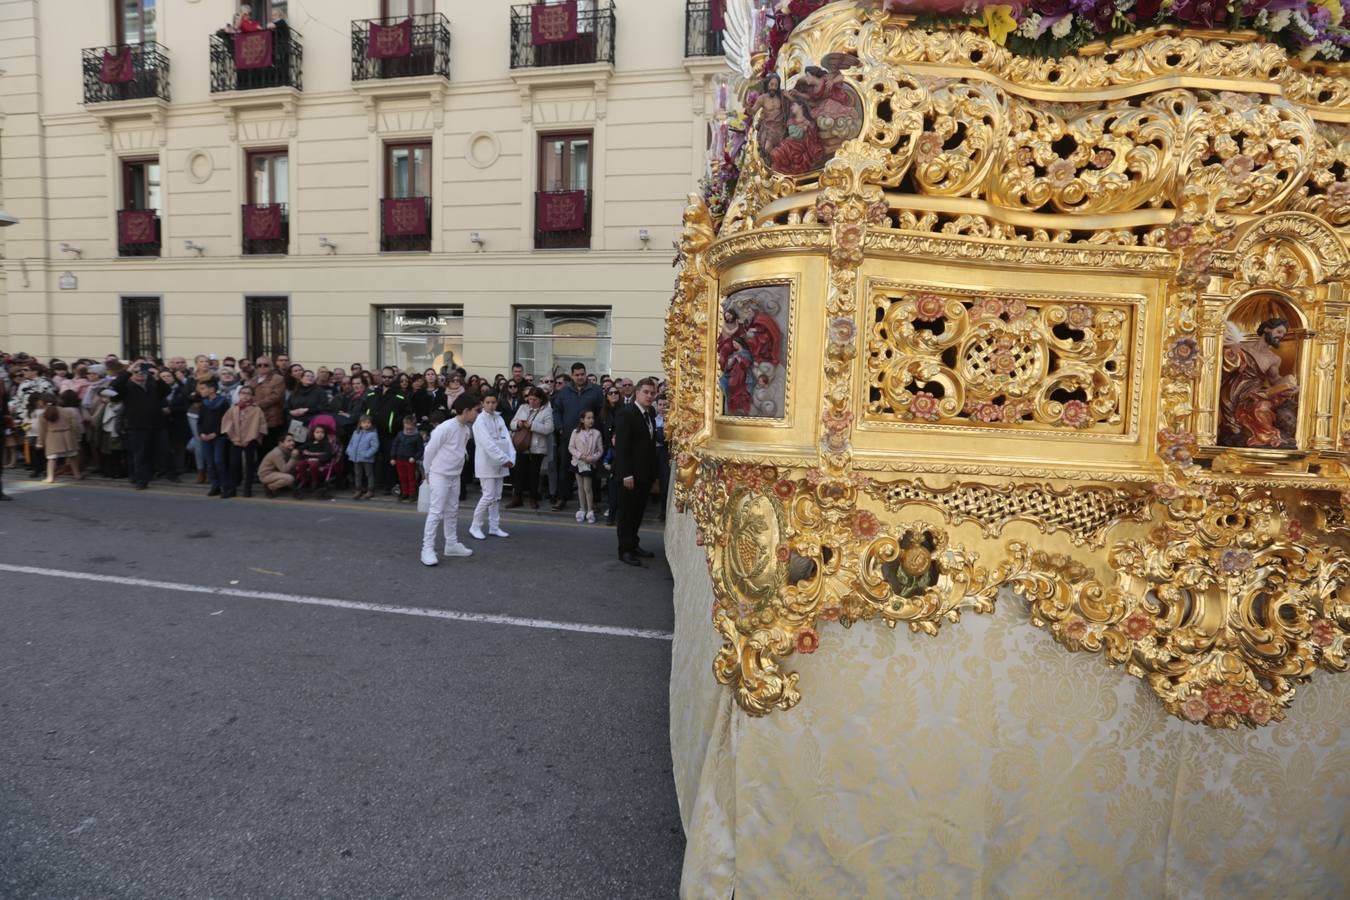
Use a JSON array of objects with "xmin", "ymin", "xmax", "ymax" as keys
[{"xmin": 1218, "ymin": 293, "xmax": 1309, "ymax": 451}]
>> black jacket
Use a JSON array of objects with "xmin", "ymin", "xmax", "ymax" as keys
[
  {"xmin": 286, "ymin": 384, "xmax": 330, "ymax": 422},
  {"xmin": 114, "ymin": 372, "xmax": 169, "ymax": 431},
  {"xmin": 363, "ymin": 386, "xmax": 410, "ymax": 437},
  {"xmin": 612, "ymin": 402, "xmax": 657, "ymax": 485}
]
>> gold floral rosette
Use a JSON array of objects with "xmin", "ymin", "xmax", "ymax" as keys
[{"xmin": 664, "ymin": 2, "xmax": 1350, "ymax": 729}]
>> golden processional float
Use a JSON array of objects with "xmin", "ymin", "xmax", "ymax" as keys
[
  {"xmin": 665, "ymin": 4, "xmax": 1350, "ymax": 891},
  {"xmin": 668, "ymin": 0, "xmax": 1350, "ymax": 729}
]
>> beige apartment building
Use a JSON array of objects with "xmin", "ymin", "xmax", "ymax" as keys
[{"xmin": 0, "ymin": 0, "xmax": 729, "ymax": 377}]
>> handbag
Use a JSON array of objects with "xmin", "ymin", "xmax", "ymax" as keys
[
  {"xmin": 287, "ymin": 419, "xmax": 309, "ymax": 443},
  {"xmin": 511, "ymin": 411, "xmax": 536, "ymax": 453}
]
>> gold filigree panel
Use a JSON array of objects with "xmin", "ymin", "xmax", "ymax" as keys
[{"xmin": 863, "ymin": 283, "xmax": 1141, "ymax": 437}]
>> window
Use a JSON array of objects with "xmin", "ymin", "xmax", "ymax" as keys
[
  {"xmin": 383, "ymin": 141, "xmax": 432, "ymax": 251},
  {"xmin": 244, "ymin": 149, "xmax": 289, "ymax": 255},
  {"xmin": 115, "ymin": 0, "xmax": 156, "ymax": 45},
  {"xmin": 536, "ymin": 131, "xmax": 592, "ymax": 250},
  {"xmin": 377, "ymin": 307, "xmax": 464, "ymax": 374},
  {"xmin": 248, "ymin": 149, "xmax": 288, "ymax": 204},
  {"xmin": 121, "ymin": 297, "xmax": 161, "ymax": 361},
  {"xmin": 512, "ymin": 308, "xmax": 611, "ymax": 379},
  {"xmin": 122, "ymin": 157, "xmax": 160, "ymax": 211},
  {"xmin": 251, "ymin": 0, "xmax": 287, "ymax": 18},
  {"xmin": 246, "ymin": 297, "xmax": 289, "ymax": 363},
  {"xmin": 382, "ymin": 0, "xmax": 434, "ymax": 15}
]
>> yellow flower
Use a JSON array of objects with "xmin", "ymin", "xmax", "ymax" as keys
[
  {"xmin": 977, "ymin": 5, "xmax": 1018, "ymax": 46},
  {"xmin": 1315, "ymin": 0, "xmax": 1344, "ymax": 26}
]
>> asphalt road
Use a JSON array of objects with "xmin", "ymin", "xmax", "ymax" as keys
[{"xmin": 0, "ymin": 477, "xmax": 683, "ymax": 899}]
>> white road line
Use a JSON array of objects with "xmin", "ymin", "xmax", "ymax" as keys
[{"xmin": 0, "ymin": 563, "xmax": 673, "ymax": 642}]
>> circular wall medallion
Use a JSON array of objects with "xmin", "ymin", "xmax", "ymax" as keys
[
  {"xmin": 186, "ymin": 149, "xmax": 214, "ymax": 184},
  {"xmin": 466, "ymin": 132, "xmax": 500, "ymax": 170}
]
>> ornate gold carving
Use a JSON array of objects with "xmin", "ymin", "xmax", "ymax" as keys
[{"xmin": 667, "ymin": 15, "xmax": 1350, "ymax": 728}]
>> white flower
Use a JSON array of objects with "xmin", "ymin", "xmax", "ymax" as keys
[
  {"xmin": 1268, "ymin": 10, "xmax": 1293, "ymax": 32},
  {"xmin": 1292, "ymin": 11, "xmax": 1317, "ymax": 37},
  {"xmin": 1017, "ymin": 12, "xmax": 1042, "ymax": 38},
  {"xmin": 1051, "ymin": 14, "xmax": 1074, "ymax": 39}
]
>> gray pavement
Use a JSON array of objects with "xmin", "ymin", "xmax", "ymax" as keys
[{"xmin": 0, "ymin": 477, "xmax": 684, "ymax": 899}]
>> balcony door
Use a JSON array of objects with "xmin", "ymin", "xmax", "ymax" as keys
[
  {"xmin": 122, "ymin": 158, "xmax": 160, "ymax": 211},
  {"xmin": 245, "ymin": 149, "xmax": 289, "ymax": 255},
  {"xmin": 536, "ymin": 132, "xmax": 591, "ymax": 249},
  {"xmin": 382, "ymin": 0, "xmax": 434, "ymax": 15},
  {"xmin": 383, "ymin": 141, "xmax": 432, "ymax": 251},
  {"xmin": 248, "ymin": 150, "xmax": 288, "ymax": 205},
  {"xmin": 114, "ymin": 0, "xmax": 156, "ymax": 46}
]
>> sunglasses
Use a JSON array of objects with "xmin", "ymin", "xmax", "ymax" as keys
[{"xmin": 607, "ymin": 391, "xmax": 619, "ymax": 396}]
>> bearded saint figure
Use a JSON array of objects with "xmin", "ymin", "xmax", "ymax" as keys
[{"xmin": 1219, "ymin": 317, "xmax": 1299, "ymax": 449}]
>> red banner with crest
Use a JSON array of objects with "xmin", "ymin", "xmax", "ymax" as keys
[
  {"xmin": 383, "ymin": 197, "xmax": 429, "ymax": 237},
  {"xmin": 243, "ymin": 204, "xmax": 283, "ymax": 241},
  {"xmin": 234, "ymin": 30, "xmax": 274, "ymax": 70},
  {"xmin": 367, "ymin": 18, "xmax": 413, "ymax": 59},
  {"xmin": 119, "ymin": 210, "xmax": 158, "ymax": 245},
  {"xmin": 100, "ymin": 46, "xmax": 135, "ymax": 84},
  {"xmin": 536, "ymin": 191, "xmax": 586, "ymax": 232},
  {"xmin": 711, "ymin": 0, "xmax": 725, "ymax": 32},
  {"xmin": 530, "ymin": 2, "xmax": 578, "ymax": 45}
]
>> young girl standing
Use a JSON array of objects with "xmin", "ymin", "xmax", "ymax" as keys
[
  {"xmin": 345, "ymin": 414, "xmax": 379, "ymax": 500},
  {"xmin": 469, "ymin": 392, "xmax": 516, "ymax": 541},
  {"xmin": 568, "ymin": 409, "xmax": 604, "ymax": 523},
  {"xmin": 36, "ymin": 396, "xmax": 83, "ymax": 483}
]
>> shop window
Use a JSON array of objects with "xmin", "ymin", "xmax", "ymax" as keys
[
  {"xmin": 512, "ymin": 307, "xmax": 611, "ymax": 379},
  {"xmin": 378, "ymin": 306, "xmax": 464, "ymax": 374}
]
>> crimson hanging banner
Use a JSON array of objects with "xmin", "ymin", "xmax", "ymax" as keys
[
  {"xmin": 711, "ymin": 0, "xmax": 725, "ymax": 32},
  {"xmin": 530, "ymin": 2, "xmax": 578, "ymax": 45},
  {"xmin": 243, "ymin": 204, "xmax": 283, "ymax": 241},
  {"xmin": 383, "ymin": 197, "xmax": 429, "ymax": 237},
  {"xmin": 536, "ymin": 191, "xmax": 586, "ymax": 232},
  {"xmin": 233, "ymin": 30, "xmax": 274, "ymax": 70},
  {"xmin": 119, "ymin": 210, "xmax": 157, "ymax": 245},
  {"xmin": 367, "ymin": 18, "xmax": 413, "ymax": 59},
  {"xmin": 100, "ymin": 46, "xmax": 135, "ymax": 84}
]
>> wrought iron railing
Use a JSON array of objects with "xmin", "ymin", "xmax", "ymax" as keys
[
  {"xmin": 380, "ymin": 197, "xmax": 433, "ymax": 252},
  {"xmin": 209, "ymin": 28, "xmax": 304, "ymax": 93},
  {"xmin": 509, "ymin": 2, "xmax": 615, "ymax": 69},
  {"xmin": 351, "ymin": 12, "xmax": 451, "ymax": 82},
  {"xmin": 684, "ymin": 1, "xmax": 724, "ymax": 57},
  {"xmin": 81, "ymin": 42, "xmax": 171, "ymax": 104},
  {"xmin": 117, "ymin": 210, "xmax": 161, "ymax": 257},
  {"xmin": 534, "ymin": 190, "xmax": 591, "ymax": 250},
  {"xmin": 241, "ymin": 203, "xmax": 289, "ymax": 255}
]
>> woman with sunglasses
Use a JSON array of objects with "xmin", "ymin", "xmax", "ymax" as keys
[{"xmin": 598, "ymin": 384, "xmax": 625, "ymax": 525}]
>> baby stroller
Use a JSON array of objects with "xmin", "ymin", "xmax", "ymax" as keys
[{"xmin": 296, "ymin": 414, "xmax": 345, "ymax": 498}]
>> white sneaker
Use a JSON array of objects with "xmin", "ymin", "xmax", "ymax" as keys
[
  {"xmin": 443, "ymin": 543, "xmax": 473, "ymax": 558},
  {"xmin": 575, "ymin": 509, "xmax": 585, "ymax": 522},
  {"xmin": 420, "ymin": 548, "xmax": 439, "ymax": 567},
  {"xmin": 489, "ymin": 527, "xmax": 510, "ymax": 538},
  {"xmin": 468, "ymin": 525, "xmax": 486, "ymax": 541},
  {"xmin": 586, "ymin": 511, "xmax": 596, "ymax": 524}
]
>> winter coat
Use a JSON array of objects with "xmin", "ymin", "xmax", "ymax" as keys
[
  {"xmin": 509, "ymin": 403, "xmax": 554, "ymax": 455},
  {"xmin": 113, "ymin": 373, "xmax": 169, "ymax": 431},
  {"xmin": 9, "ymin": 376, "xmax": 54, "ymax": 430},
  {"xmin": 251, "ymin": 373, "xmax": 286, "ymax": 429},
  {"xmin": 472, "ymin": 410, "xmax": 516, "ymax": 479},
  {"xmin": 390, "ymin": 430, "xmax": 424, "ymax": 462},
  {"xmin": 37, "ymin": 407, "xmax": 83, "ymax": 457},
  {"xmin": 222, "ymin": 404, "xmax": 267, "ymax": 447},
  {"xmin": 258, "ymin": 446, "xmax": 296, "ymax": 480},
  {"xmin": 568, "ymin": 427, "xmax": 604, "ymax": 468},
  {"xmin": 285, "ymin": 384, "xmax": 330, "ymax": 424},
  {"xmin": 550, "ymin": 383, "xmax": 604, "ymax": 435},
  {"xmin": 363, "ymin": 386, "xmax": 411, "ymax": 437},
  {"xmin": 345, "ymin": 428, "xmax": 380, "ymax": 463}
]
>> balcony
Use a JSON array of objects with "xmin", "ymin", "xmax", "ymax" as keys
[
  {"xmin": 352, "ymin": 12, "xmax": 451, "ymax": 83},
  {"xmin": 242, "ymin": 203, "xmax": 289, "ymax": 255},
  {"xmin": 510, "ymin": 2, "xmax": 615, "ymax": 69},
  {"xmin": 380, "ymin": 197, "xmax": 432, "ymax": 252},
  {"xmin": 82, "ymin": 42, "xmax": 171, "ymax": 104},
  {"xmin": 534, "ymin": 190, "xmax": 590, "ymax": 250},
  {"xmin": 117, "ymin": 209, "xmax": 161, "ymax": 258},
  {"xmin": 685, "ymin": 1, "xmax": 724, "ymax": 57},
  {"xmin": 209, "ymin": 28, "xmax": 303, "ymax": 93}
]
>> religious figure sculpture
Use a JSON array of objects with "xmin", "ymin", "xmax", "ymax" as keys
[{"xmin": 1220, "ymin": 317, "xmax": 1301, "ymax": 449}]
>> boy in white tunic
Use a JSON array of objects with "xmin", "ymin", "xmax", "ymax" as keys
[
  {"xmin": 420, "ymin": 393, "xmax": 480, "ymax": 566},
  {"xmin": 469, "ymin": 392, "xmax": 516, "ymax": 540}
]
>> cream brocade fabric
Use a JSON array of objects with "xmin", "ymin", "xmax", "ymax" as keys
[{"xmin": 667, "ymin": 510, "xmax": 1350, "ymax": 899}]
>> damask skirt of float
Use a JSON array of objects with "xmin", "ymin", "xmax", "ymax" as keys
[{"xmin": 663, "ymin": 4, "xmax": 1350, "ymax": 896}]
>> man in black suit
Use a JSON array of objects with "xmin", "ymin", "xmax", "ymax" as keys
[{"xmin": 612, "ymin": 377, "xmax": 659, "ymax": 566}]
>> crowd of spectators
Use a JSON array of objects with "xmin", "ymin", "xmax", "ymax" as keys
[{"xmin": 0, "ymin": 352, "xmax": 672, "ymax": 530}]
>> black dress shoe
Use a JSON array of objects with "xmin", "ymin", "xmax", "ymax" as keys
[
  {"xmin": 619, "ymin": 553, "xmax": 643, "ymax": 567},
  {"xmin": 633, "ymin": 547, "xmax": 656, "ymax": 559},
  {"xmin": 207, "ymin": 486, "xmax": 221, "ymax": 497}
]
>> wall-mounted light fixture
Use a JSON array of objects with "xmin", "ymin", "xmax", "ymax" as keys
[
  {"xmin": 638, "ymin": 228, "xmax": 651, "ymax": 249},
  {"xmin": 184, "ymin": 240, "xmax": 205, "ymax": 256},
  {"xmin": 319, "ymin": 236, "xmax": 338, "ymax": 254},
  {"xmin": 60, "ymin": 242, "xmax": 83, "ymax": 258},
  {"xmin": 469, "ymin": 231, "xmax": 485, "ymax": 251}
]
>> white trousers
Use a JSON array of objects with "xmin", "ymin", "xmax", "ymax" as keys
[
  {"xmin": 472, "ymin": 476, "xmax": 504, "ymax": 532},
  {"xmin": 421, "ymin": 473, "xmax": 461, "ymax": 551}
]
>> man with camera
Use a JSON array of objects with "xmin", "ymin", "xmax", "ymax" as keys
[{"xmin": 114, "ymin": 360, "xmax": 170, "ymax": 490}]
